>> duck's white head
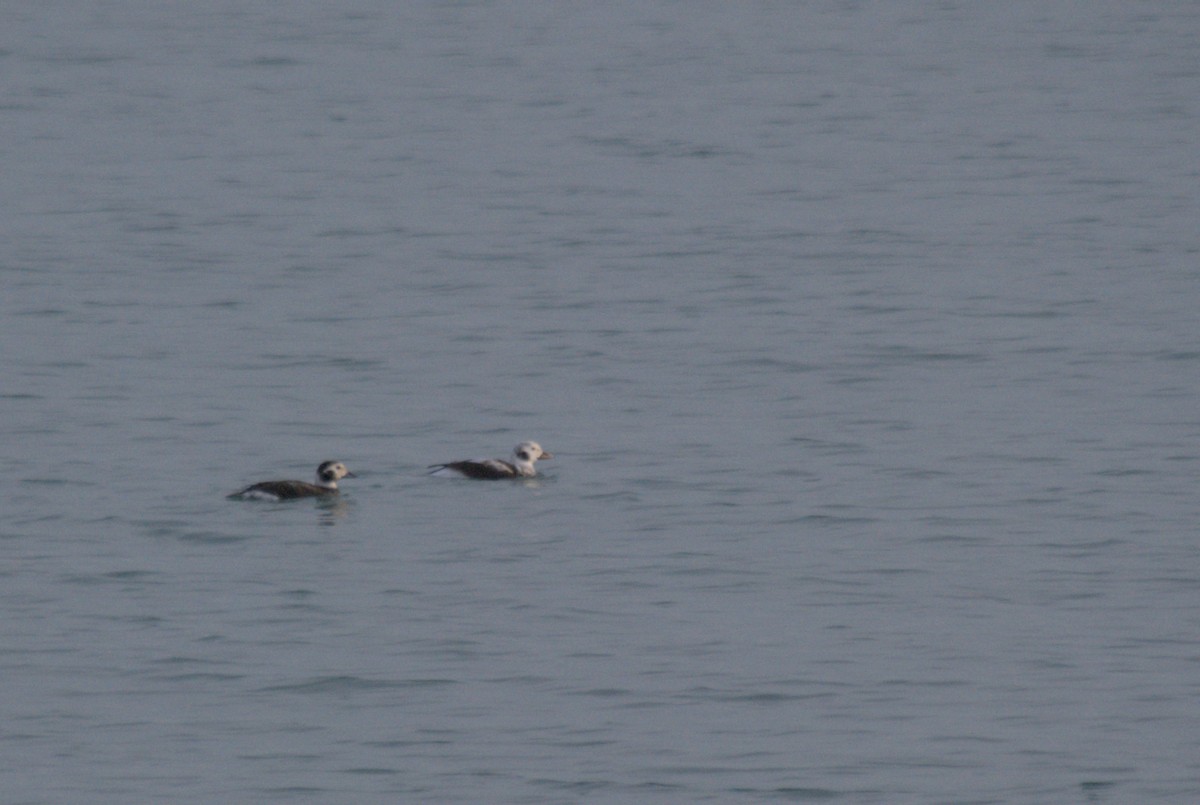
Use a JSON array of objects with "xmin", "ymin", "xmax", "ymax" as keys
[
  {"xmin": 511, "ymin": 442, "xmax": 552, "ymax": 476},
  {"xmin": 316, "ymin": 460, "xmax": 356, "ymax": 489}
]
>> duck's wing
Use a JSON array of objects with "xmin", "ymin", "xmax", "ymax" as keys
[
  {"xmin": 428, "ymin": 458, "xmax": 517, "ymax": 479},
  {"xmin": 228, "ymin": 480, "xmax": 330, "ymax": 500}
]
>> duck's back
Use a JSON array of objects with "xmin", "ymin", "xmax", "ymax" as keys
[
  {"xmin": 229, "ymin": 480, "xmax": 335, "ymax": 500},
  {"xmin": 429, "ymin": 459, "xmax": 518, "ymax": 479}
]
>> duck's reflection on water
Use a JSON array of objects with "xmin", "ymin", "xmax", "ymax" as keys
[{"xmin": 315, "ymin": 496, "xmax": 351, "ymax": 525}]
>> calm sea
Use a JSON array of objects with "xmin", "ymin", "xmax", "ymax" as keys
[{"xmin": 3, "ymin": 3, "xmax": 1198, "ymax": 803}]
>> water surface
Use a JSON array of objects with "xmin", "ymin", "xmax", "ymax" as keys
[{"xmin": 2, "ymin": 3, "xmax": 1198, "ymax": 803}]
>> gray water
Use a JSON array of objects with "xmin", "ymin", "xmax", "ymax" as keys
[{"xmin": 3, "ymin": 3, "xmax": 1198, "ymax": 803}]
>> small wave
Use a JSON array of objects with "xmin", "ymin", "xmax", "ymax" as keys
[{"xmin": 259, "ymin": 675, "xmax": 457, "ymax": 694}]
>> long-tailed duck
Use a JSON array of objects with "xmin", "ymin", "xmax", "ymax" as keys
[
  {"xmin": 428, "ymin": 441, "xmax": 553, "ymax": 479},
  {"xmin": 228, "ymin": 460, "xmax": 357, "ymax": 500}
]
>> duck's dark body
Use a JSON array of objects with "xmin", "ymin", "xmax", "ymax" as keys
[
  {"xmin": 228, "ymin": 460, "xmax": 356, "ymax": 501},
  {"xmin": 228, "ymin": 480, "xmax": 340, "ymax": 500},
  {"xmin": 428, "ymin": 459, "xmax": 519, "ymax": 480}
]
